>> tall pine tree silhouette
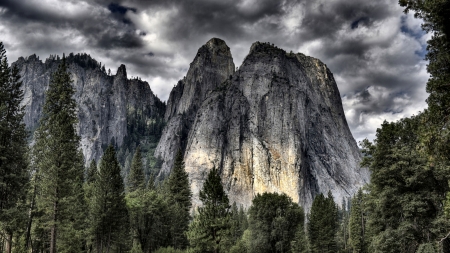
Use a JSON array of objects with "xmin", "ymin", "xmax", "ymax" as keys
[
  {"xmin": 91, "ymin": 145, "xmax": 129, "ymax": 252},
  {"xmin": 33, "ymin": 56, "xmax": 86, "ymax": 253},
  {"xmin": 0, "ymin": 41, "xmax": 29, "ymax": 253}
]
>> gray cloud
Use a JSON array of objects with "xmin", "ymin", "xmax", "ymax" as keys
[{"xmin": 0, "ymin": 0, "xmax": 430, "ymax": 143}]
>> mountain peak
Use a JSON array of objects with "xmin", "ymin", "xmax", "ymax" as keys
[
  {"xmin": 205, "ymin": 37, "xmax": 228, "ymax": 49},
  {"xmin": 116, "ymin": 64, "xmax": 127, "ymax": 77}
]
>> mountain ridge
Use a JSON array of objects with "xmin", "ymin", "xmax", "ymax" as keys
[{"xmin": 14, "ymin": 38, "xmax": 369, "ymax": 210}]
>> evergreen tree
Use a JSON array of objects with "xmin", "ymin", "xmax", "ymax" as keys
[
  {"xmin": 91, "ymin": 145, "xmax": 129, "ymax": 252},
  {"xmin": 84, "ymin": 160, "xmax": 97, "ymax": 252},
  {"xmin": 361, "ymin": 117, "xmax": 449, "ymax": 252},
  {"xmin": 308, "ymin": 192, "xmax": 338, "ymax": 253},
  {"xmin": 247, "ymin": 192, "xmax": 304, "ymax": 253},
  {"xmin": 187, "ymin": 166, "xmax": 231, "ymax": 253},
  {"xmin": 126, "ymin": 146, "xmax": 172, "ymax": 252},
  {"xmin": 126, "ymin": 186, "xmax": 171, "ymax": 253},
  {"xmin": 86, "ymin": 160, "xmax": 97, "ymax": 184},
  {"xmin": 337, "ymin": 198, "xmax": 351, "ymax": 253},
  {"xmin": 398, "ymin": 0, "xmax": 450, "ymax": 160},
  {"xmin": 238, "ymin": 205, "xmax": 248, "ymax": 232},
  {"xmin": 349, "ymin": 189, "xmax": 366, "ymax": 253},
  {"xmin": 167, "ymin": 150, "xmax": 192, "ymax": 249},
  {"xmin": 230, "ymin": 202, "xmax": 242, "ymax": 245},
  {"xmin": 291, "ymin": 223, "xmax": 309, "ymax": 253},
  {"xmin": 128, "ymin": 146, "xmax": 145, "ymax": 192},
  {"xmin": 0, "ymin": 41, "xmax": 29, "ymax": 253},
  {"xmin": 33, "ymin": 56, "xmax": 86, "ymax": 253}
]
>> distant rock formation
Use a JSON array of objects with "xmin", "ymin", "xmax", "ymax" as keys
[
  {"xmin": 156, "ymin": 39, "xmax": 369, "ymax": 210},
  {"xmin": 14, "ymin": 39, "xmax": 369, "ymax": 210},
  {"xmin": 14, "ymin": 53, "xmax": 165, "ymax": 165}
]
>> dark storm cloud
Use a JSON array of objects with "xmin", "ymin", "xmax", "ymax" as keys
[
  {"xmin": 0, "ymin": 0, "xmax": 430, "ymax": 142},
  {"xmin": 0, "ymin": 0, "xmax": 144, "ymax": 51}
]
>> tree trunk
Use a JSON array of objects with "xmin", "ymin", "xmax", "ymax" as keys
[
  {"xmin": 5, "ymin": 231, "xmax": 12, "ymax": 253},
  {"xmin": 26, "ymin": 180, "xmax": 37, "ymax": 250},
  {"xmin": 50, "ymin": 199, "xmax": 58, "ymax": 253}
]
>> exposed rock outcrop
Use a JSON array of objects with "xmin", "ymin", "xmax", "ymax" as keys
[
  {"xmin": 14, "ymin": 53, "xmax": 165, "ymax": 164},
  {"xmin": 15, "ymin": 39, "xmax": 369, "ymax": 210},
  {"xmin": 155, "ymin": 38, "xmax": 235, "ymax": 176},
  {"xmin": 158, "ymin": 40, "xmax": 369, "ymax": 210}
]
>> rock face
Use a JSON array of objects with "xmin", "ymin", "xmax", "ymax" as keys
[
  {"xmin": 15, "ymin": 39, "xmax": 369, "ymax": 210},
  {"xmin": 14, "ymin": 53, "xmax": 165, "ymax": 164},
  {"xmin": 157, "ymin": 39, "xmax": 369, "ymax": 210},
  {"xmin": 155, "ymin": 38, "xmax": 235, "ymax": 176}
]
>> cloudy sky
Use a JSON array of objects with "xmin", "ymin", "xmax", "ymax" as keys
[{"xmin": 0, "ymin": 0, "xmax": 431, "ymax": 143}]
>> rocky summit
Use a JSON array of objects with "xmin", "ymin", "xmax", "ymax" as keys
[
  {"xmin": 157, "ymin": 38, "xmax": 369, "ymax": 210},
  {"xmin": 14, "ymin": 53, "xmax": 165, "ymax": 166},
  {"xmin": 15, "ymin": 38, "xmax": 369, "ymax": 210}
]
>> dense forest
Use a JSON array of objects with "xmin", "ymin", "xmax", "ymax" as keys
[{"xmin": 1, "ymin": 0, "xmax": 449, "ymax": 252}]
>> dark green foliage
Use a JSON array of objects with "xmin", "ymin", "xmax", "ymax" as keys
[
  {"xmin": 308, "ymin": 192, "xmax": 339, "ymax": 253},
  {"xmin": 32, "ymin": 56, "xmax": 86, "ymax": 253},
  {"xmin": 248, "ymin": 192, "xmax": 305, "ymax": 253},
  {"xmin": 167, "ymin": 150, "xmax": 192, "ymax": 249},
  {"xmin": 0, "ymin": 41, "xmax": 29, "ymax": 252},
  {"xmin": 125, "ymin": 149, "xmax": 173, "ymax": 252},
  {"xmin": 349, "ymin": 189, "xmax": 366, "ymax": 253},
  {"xmin": 154, "ymin": 246, "xmax": 186, "ymax": 253},
  {"xmin": 361, "ymin": 117, "xmax": 449, "ymax": 253},
  {"xmin": 86, "ymin": 160, "xmax": 97, "ymax": 184},
  {"xmin": 117, "ymin": 102, "xmax": 165, "ymax": 181},
  {"xmin": 399, "ymin": 0, "xmax": 450, "ymax": 186},
  {"xmin": 168, "ymin": 151, "xmax": 192, "ymax": 208},
  {"xmin": 230, "ymin": 202, "xmax": 246, "ymax": 245},
  {"xmin": 416, "ymin": 243, "xmax": 438, "ymax": 253},
  {"xmin": 91, "ymin": 145, "xmax": 129, "ymax": 252},
  {"xmin": 335, "ymin": 199, "xmax": 351, "ymax": 253},
  {"xmin": 84, "ymin": 160, "xmax": 97, "ymax": 252},
  {"xmin": 128, "ymin": 146, "xmax": 145, "ymax": 192},
  {"xmin": 126, "ymin": 187, "xmax": 171, "ymax": 253},
  {"xmin": 291, "ymin": 223, "xmax": 308, "ymax": 253},
  {"xmin": 66, "ymin": 53, "xmax": 102, "ymax": 71},
  {"xmin": 187, "ymin": 166, "xmax": 231, "ymax": 253}
]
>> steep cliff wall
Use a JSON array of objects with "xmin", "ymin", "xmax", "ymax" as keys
[
  {"xmin": 14, "ymin": 53, "xmax": 165, "ymax": 165},
  {"xmin": 159, "ymin": 40, "xmax": 369, "ymax": 210},
  {"xmin": 155, "ymin": 38, "xmax": 235, "ymax": 176}
]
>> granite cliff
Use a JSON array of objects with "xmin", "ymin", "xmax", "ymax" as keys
[
  {"xmin": 157, "ymin": 39, "xmax": 369, "ymax": 210},
  {"xmin": 14, "ymin": 39, "xmax": 369, "ymax": 210},
  {"xmin": 14, "ymin": 53, "xmax": 165, "ymax": 169}
]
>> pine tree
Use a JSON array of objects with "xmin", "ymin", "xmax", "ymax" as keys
[
  {"xmin": 91, "ymin": 145, "xmax": 129, "ymax": 252},
  {"xmin": 86, "ymin": 160, "xmax": 97, "ymax": 184},
  {"xmin": 128, "ymin": 146, "xmax": 145, "ymax": 192},
  {"xmin": 32, "ymin": 56, "xmax": 86, "ymax": 253},
  {"xmin": 308, "ymin": 192, "xmax": 338, "ymax": 253},
  {"xmin": 349, "ymin": 189, "xmax": 366, "ymax": 253},
  {"xmin": 361, "ymin": 117, "xmax": 449, "ymax": 252},
  {"xmin": 167, "ymin": 150, "xmax": 192, "ymax": 249},
  {"xmin": 187, "ymin": 166, "xmax": 231, "ymax": 253},
  {"xmin": 291, "ymin": 223, "xmax": 309, "ymax": 253},
  {"xmin": 337, "ymin": 198, "xmax": 351, "ymax": 253},
  {"xmin": 84, "ymin": 160, "xmax": 97, "ymax": 252},
  {"xmin": 0, "ymin": 41, "xmax": 29, "ymax": 253},
  {"xmin": 247, "ymin": 192, "xmax": 304, "ymax": 253},
  {"xmin": 230, "ymin": 202, "xmax": 241, "ymax": 244}
]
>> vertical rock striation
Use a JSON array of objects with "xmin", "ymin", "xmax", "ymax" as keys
[
  {"xmin": 154, "ymin": 38, "xmax": 235, "ymax": 176},
  {"xmin": 14, "ymin": 53, "xmax": 165, "ymax": 165},
  {"xmin": 159, "ymin": 40, "xmax": 369, "ymax": 210}
]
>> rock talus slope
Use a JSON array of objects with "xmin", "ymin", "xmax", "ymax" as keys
[{"xmin": 159, "ymin": 39, "xmax": 369, "ymax": 209}]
